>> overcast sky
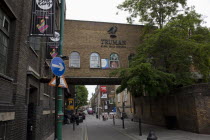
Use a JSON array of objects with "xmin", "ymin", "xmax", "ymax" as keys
[
  {"xmin": 65, "ymin": 0, "xmax": 210, "ymax": 100},
  {"xmin": 66, "ymin": 0, "xmax": 210, "ymax": 27}
]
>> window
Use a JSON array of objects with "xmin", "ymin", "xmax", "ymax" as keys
[
  {"xmin": 0, "ymin": 9, "xmax": 10, "ymax": 74},
  {"xmin": 69, "ymin": 52, "xmax": 80, "ymax": 68},
  {"xmin": 110, "ymin": 53, "xmax": 119, "ymax": 68},
  {"xmin": 3, "ymin": 17, "xmax": 10, "ymax": 32},
  {"xmin": 90, "ymin": 53, "xmax": 100, "ymax": 68},
  {"xmin": 29, "ymin": 37, "xmax": 41, "ymax": 51},
  {"xmin": 109, "ymin": 97, "xmax": 114, "ymax": 104},
  {"xmin": 117, "ymin": 94, "xmax": 121, "ymax": 103}
]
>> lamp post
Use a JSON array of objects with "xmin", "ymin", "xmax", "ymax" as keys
[{"xmin": 55, "ymin": 0, "xmax": 65, "ymax": 139}]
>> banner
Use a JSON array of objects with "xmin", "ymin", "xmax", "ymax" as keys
[
  {"xmin": 101, "ymin": 59, "xmax": 109, "ymax": 69},
  {"xmin": 30, "ymin": 0, "xmax": 55, "ymax": 36},
  {"xmin": 46, "ymin": 31, "xmax": 60, "ymax": 59}
]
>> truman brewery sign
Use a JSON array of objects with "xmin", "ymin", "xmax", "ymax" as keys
[
  {"xmin": 101, "ymin": 26, "xmax": 127, "ymax": 48},
  {"xmin": 101, "ymin": 39, "xmax": 126, "ymax": 48}
]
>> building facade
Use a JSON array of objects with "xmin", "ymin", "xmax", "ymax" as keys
[
  {"xmin": 63, "ymin": 20, "xmax": 144, "ymax": 85},
  {"xmin": 115, "ymin": 86, "xmax": 133, "ymax": 119},
  {"xmin": 0, "ymin": 0, "xmax": 61, "ymax": 139}
]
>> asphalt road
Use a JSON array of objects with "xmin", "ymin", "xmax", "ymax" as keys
[{"xmin": 86, "ymin": 114, "xmax": 134, "ymax": 140}]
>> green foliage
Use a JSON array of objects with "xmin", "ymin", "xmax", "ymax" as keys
[
  {"xmin": 76, "ymin": 85, "xmax": 88, "ymax": 108},
  {"xmin": 111, "ymin": 9, "xmax": 210, "ymax": 97},
  {"xmin": 111, "ymin": 63, "xmax": 174, "ymax": 96},
  {"xmin": 118, "ymin": 0, "xmax": 187, "ymax": 28}
]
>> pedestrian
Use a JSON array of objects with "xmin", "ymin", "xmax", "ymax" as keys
[
  {"xmin": 102, "ymin": 115, "xmax": 105, "ymax": 121},
  {"xmin": 75, "ymin": 113, "xmax": 79, "ymax": 125}
]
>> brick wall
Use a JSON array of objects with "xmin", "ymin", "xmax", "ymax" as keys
[
  {"xmin": 63, "ymin": 20, "xmax": 144, "ymax": 78},
  {"xmin": 133, "ymin": 83, "xmax": 210, "ymax": 134},
  {"xmin": 0, "ymin": 0, "xmax": 58, "ymax": 140}
]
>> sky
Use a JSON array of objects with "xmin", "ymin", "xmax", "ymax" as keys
[
  {"xmin": 65, "ymin": 0, "xmax": 210, "ymax": 100},
  {"xmin": 66, "ymin": 0, "xmax": 210, "ymax": 27}
]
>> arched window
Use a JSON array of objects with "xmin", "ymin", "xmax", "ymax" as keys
[
  {"xmin": 90, "ymin": 53, "xmax": 100, "ymax": 68},
  {"xmin": 69, "ymin": 52, "xmax": 80, "ymax": 68},
  {"xmin": 110, "ymin": 53, "xmax": 119, "ymax": 68}
]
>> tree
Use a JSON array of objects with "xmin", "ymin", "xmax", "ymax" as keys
[
  {"xmin": 118, "ymin": 0, "xmax": 187, "ymax": 28},
  {"xmin": 111, "ymin": 10, "xmax": 210, "ymax": 96},
  {"xmin": 76, "ymin": 85, "xmax": 88, "ymax": 108}
]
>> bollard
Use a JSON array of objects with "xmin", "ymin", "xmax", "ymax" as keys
[
  {"xmin": 122, "ymin": 117, "xmax": 125, "ymax": 129},
  {"xmin": 139, "ymin": 118, "xmax": 142, "ymax": 136},
  {"xmin": 147, "ymin": 130, "xmax": 158, "ymax": 140},
  {"xmin": 73, "ymin": 121, "xmax": 75, "ymax": 131},
  {"xmin": 113, "ymin": 115, "xmax": 115, "ymax": 125}
]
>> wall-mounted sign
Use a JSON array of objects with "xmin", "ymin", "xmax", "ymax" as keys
[
  {"xmin": 107, "ymin": 26, "xmax": 118, "ymax": 38},
  {"xmin": 67, "ymin": 98, "xmax": 74, "ymax": 110},
  {"xmin": 30, "ymin": 0, "xmax": 55, "ymax": 36},
  {"xmin": 101, "ymin": 93, "xmax": 107, "ymax": 99},
  {"xmin": 100, "ymin": 39, "xmax": 126, "ymax": 48},
  {"xmin": 100, "ymin": 86, "xmax": 107, "ymax": 93},
  {"xmin": 101, "ymin": 59, "xmax": 109, "ymax": 69},
  {"xmin": 50, "ymin": 31, "xmax": 60, "ymax": 42}
]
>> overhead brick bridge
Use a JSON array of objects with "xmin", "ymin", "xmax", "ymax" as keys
[{"xmin": 63, "ymin": 20, "xmax": 144, "ymax": 85}]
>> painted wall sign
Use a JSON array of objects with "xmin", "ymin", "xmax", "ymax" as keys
[
  {"xmin": 101, "ymin": 39, "xmax": 126, "ymax": 48},
  {"xmin": 30, "ymin": 0, "xmax": 55, "ymax": 36}
]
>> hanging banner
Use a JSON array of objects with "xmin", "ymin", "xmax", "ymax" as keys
[
  {"xmin": 30, "ymin": 0, "xmax": 55, "ymax": 36},
  {"xmin": 46, "ymin": 31, "xmax": 60, "ymax": 59}
]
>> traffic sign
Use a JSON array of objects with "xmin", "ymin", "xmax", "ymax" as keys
[
  {"xmin": 50, "ymin": 57, "xmax": 65, "ymax": 76},
  {"xmin": 48, "ymin": 76, "xmax": 68, "ymax": 88}
]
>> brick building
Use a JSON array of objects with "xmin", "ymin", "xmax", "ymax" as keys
[
  {"xmin": 0, "ymin": 0, "xmax": 61, "ymax": 140},
  {"xmin": 115, "ymin": 86, "xmax": 133, "ymax": 119},
  {"xmin": 63, "ymin": 20, "xmax": 210, "ymax": 135},
  {"xmin": 63, "ymin": 20, "xmax": 144, "ymax": 85}
]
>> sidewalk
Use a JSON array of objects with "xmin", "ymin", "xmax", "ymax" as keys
[
  {"xmin": 45, "ymin": 121, "xmax": 87, "ymax": 140},
  {"xmin": 106, "ymin": 118, "xmax": 210, "ymax": 140}
]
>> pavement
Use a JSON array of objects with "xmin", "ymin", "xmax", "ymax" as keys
[{"xmin": 46, "ymin": 114, "xmax": 210, "ymax": 140}]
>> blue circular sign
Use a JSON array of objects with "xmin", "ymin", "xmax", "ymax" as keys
[{"xmin": 50, "ymin": 57, "xmax": 65, "ymax": 76}]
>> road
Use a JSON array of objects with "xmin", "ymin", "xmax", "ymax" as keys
[
  {"xmin": 86, "ymin": 114, "xmax": 133, "ymax": 140},
  {"xmin": 46, "ymin": 114, "xmax": 210, "ymax": 140}
]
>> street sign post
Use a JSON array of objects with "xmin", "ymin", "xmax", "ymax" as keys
[{"xmin": 50, "ymin": 57, "xmax": 65, "ymax": 76}]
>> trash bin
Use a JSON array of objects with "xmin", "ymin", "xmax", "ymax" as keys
[
  {"xmin": 96, "ymin": 114, "xmax": 98, "ymax": 118},
  {"xmin": 165, "ymin": 116, "xmax": 177, "ymax": 130}
]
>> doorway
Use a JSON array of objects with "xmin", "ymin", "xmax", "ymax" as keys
[{"xmin": 27, "ymin": 85, "xmax": 38, "ymax": 140}]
